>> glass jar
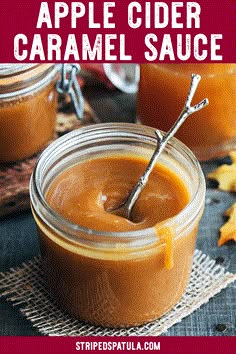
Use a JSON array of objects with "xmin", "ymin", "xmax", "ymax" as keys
[
  {"xmin": 30, "ymin": 123, "xmax": 205, "ymax": 328},
  {"xmin": 0, "ymin": 64, "xmax": 60, "ymax": 163},
  {"xmin": 138, "ymin": 64, "xmax": 236, "ymax": 161}
]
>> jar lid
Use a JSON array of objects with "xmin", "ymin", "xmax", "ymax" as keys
[{"xmin": 0, "ymin": 64, "xmax": 39, "ymax": 77}]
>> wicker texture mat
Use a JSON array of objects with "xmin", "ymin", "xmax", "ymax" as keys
[
  {"xmin": 0, "ymin": 249, "xmax": 235, "ymax": 336},
  {"xmin": 0, "ymin": 97, "xmax": 98, "ymax": 217}
]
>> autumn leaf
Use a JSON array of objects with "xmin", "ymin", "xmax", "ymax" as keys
[
  {"xmin": 208, "ymin": 151, "xmax": 236, "ymax": 192},
  {"xmin": 219, "ymin": 203, "xmax": 236, "ymax": 246}
]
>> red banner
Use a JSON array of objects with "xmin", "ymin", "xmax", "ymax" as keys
[
  {"xmin": 0, "ymin": 336, "xmax": 235, "ymax": 354},
  {"xmin": 0, "ymin": 0, "xmax": 235, "ymax": 63}
]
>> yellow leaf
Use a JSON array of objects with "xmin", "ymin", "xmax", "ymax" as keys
[
  {"xmin": 219, "ymin": 203, "xmax": 236, "ymax": 246},
  {"xmin": 208, "ymin": 151, "xmax": 236, "ymax": 192}
]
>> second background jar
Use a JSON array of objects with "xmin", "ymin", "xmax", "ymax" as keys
[{"xmin": 137, "ymin": 64, "xmax": 236, "ymax": 161}]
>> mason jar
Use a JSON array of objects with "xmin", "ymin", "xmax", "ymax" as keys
[
  {"xmin": 138, "ymin": 64, "xmax": 236, "ymax": 161},
  {"xmin": 0, "ymin": 64, "xmax": 60, "ymax": 163},
  {"xmin": 30, "ymin": 123, "xmax": 206, "ymax": 328}
]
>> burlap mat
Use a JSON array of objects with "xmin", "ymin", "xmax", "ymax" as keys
[
  {"xmin": 0, "ymin": 249, "xmax": 235, "ymax": 336},
  {"xmin": 0, "ymin": 96, "xmax": 98, "ymax": 217}
]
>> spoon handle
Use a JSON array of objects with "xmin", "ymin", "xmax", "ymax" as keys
[{"xmin": 125, "ymin": 74, "xmax": 209, "ymax": 218}]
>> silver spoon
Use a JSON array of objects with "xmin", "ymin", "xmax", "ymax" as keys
[{"xmin": 109, "ymin": 73, "xmax": 209, "ymax": 220}]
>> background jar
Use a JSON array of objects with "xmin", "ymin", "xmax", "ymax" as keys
[
  {"xmin": 30, "ymin": 123, "xmax": 206, "ymax": 328},
  {"xmin": 0, "ymin": 64, "xmax": 60, "ymax": 163},
  {"xmin": 138, "ymin": 64, "xmax": 236, "ymax": 161}
]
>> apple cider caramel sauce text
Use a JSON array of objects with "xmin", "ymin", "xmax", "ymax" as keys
[{"xmin": 14, "ymin": 1, "xmax": 223, "ymax": 61}]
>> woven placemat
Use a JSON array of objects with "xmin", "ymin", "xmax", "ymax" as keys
[
  {"xmin": 0, "ymin": 249, "xmax": 235, "ymax": 336},
  {"xmin": 0, "ymin": 96, "xmax": 98, "ymax": 217}
]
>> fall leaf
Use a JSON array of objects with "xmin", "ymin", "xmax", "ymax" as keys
[
  {"xmin": 207, "ymin": 151, "xmax": 236, "ymax": 192},
  {"xmin": 219, "ymin": 203, "xmax": 236, "ymax": 246}
]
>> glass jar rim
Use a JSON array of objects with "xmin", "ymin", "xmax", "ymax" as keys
[
  {"xmin": 0, "ymin": 64, "xmax": 61, "ymax": 99},
  {"xmin": 146, "ymin": 63, "xmax": 236, "ymax": 78},
  {"xmin": 0, "ymin": 64, "xmax": 39, "ymax": 77},
  {"xmin": 30, "ymin": 123, "xmax": 206, "ymax": 245}
]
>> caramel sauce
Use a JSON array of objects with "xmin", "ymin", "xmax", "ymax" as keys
[
  {"xmin": 0, "ymin": 82, "xmax": 57, "ymax": 163},
  {"xmin": 46, "ymin": 155, "xmax": 189, "ymax": 232}
]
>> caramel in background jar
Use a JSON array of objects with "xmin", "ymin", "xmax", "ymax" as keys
[
  {"xmin": 0, "ymin": 64, "xmax": 59, "ymax": 163},
  {"xmin": 138, "ymin": 64, "xmax": 236, "ymax": 161}
]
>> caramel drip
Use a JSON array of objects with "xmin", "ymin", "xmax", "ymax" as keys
[{"xmin": 155, "ymin": 226, "xmax": 174, "ymax": 270}]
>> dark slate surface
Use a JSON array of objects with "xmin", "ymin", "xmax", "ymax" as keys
[{"xmin": 0, "ymin": 85, "xmax": 235, "ymax": 336}]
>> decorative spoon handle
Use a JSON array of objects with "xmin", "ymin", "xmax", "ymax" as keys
[{"xmin": 112, "ymin": 74, "xmax": 208, "ymax": 220}]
